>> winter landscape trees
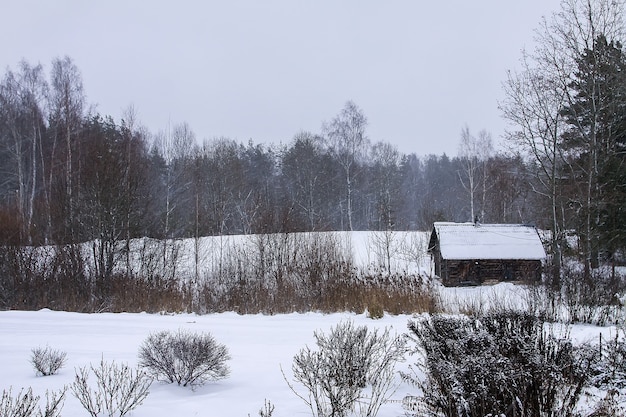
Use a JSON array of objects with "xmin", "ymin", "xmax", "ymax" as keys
[
  {"xmin": 0, "ymin": 2, "xmax": 623, "ymax": 320},
  {"xmin": 501, "ymin": 0, "xmax": 626, "ymax": 282},
  {"xmin": 0, "ymin": 54, "xmax": 545, "ymax": 313},
  {"xmin": 2, "ymin": 0, "xmax": 626, "ymax": 310},
  {"xmin": 2, "ymin": 1, "xmax": 626, "ymax": 416},
  {"xmin": 0, "ymin": 60, "xmax": 543, "ymax": 250}
]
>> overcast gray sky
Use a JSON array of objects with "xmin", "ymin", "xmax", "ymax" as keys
[{"xmin": 2, "ymin": 1, "xmax": 561, "ymax": 156}]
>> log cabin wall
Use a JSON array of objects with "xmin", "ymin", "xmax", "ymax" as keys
[{"xmin": 439, "ymin": 259, "xmax": 542, "ymax": 286}]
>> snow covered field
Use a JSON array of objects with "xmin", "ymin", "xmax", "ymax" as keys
[
  {"xmin": 1, "ymin": 309, "xmax": 414, "ymax": 417},
  {"xmin": 1, "ymin": 284, "xmax": 618, "ymax": 417},
  {"xmin": 2, "ymin": 231, "xmax": 622, "ymax": 416}
]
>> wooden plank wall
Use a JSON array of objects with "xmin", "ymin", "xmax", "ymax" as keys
[{"xmin": 440, "ymin": 259, "xmax": 542, "ymax": 286}]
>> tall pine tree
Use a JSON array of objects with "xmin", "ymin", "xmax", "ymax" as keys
[{"xmin": 561, "ymin": 35, "xmax": 626, "ymax": 271}]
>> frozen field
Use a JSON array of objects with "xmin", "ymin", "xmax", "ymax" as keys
[
  {"xmin": 0, "ymin": 283, "xmax": 618, "ymax": 417},
  {"xmin": 1, "ymin": 309, "xmax": 414, "ymax": 417}
]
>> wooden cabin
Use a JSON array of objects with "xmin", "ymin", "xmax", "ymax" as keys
[{"xmin": 428, "ymin": 222, "xmax": 546, "ymax": 286}]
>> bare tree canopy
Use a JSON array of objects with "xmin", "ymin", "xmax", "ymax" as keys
[{"xmin": 501, "ymin": 0, "xmax": 626, "ymax": 279}]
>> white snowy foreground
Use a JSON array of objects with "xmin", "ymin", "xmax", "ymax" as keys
[
  {"xmin": 0, "ymin": 287, "xmax": 618, "ymax": 417},
  {"xmin": 1, "ymin": 309, "xmax": 417, "ymax": 417}
]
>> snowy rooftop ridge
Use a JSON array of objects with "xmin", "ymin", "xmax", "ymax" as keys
[{"xmin": 431, "ymin": 222, "xmax": 547, "ymax": 260}]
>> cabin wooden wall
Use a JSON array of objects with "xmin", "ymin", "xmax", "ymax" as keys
[{"xmin": 435, "ymin": 258, "xmax": 542, "ymax": 286}]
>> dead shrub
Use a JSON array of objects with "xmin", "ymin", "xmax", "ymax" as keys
[
  {"xmin": 138, "ymin": 329, "xmax": 231, "ymax": 387},
  {"xmin": 71, "ymin": 359, "xmax": 151, "ymax": 417},
  {"xmin": 30, "ymin": 345, "xmax": 67, "ymax": 376}
]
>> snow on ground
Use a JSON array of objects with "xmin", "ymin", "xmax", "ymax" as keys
[
  {"xmin": 0, "ymin": 309, "xmax": 416, "ymax": 417},
  {"xmin": 2, "ymin": 230, "xmax": 621, "ymax": 416},
  {"xmin": 0, "ymin": 287, "xmax": 619, "ymax": 417},
  {"xmin": 79, "ymin": 231, "xmax": 432, "ymax": 281},
  {"xmin": 437, "ymin": 281, "xmax": 540, "ymax": 315}
]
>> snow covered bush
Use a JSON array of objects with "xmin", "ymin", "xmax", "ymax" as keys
[
  {"xmin": 1, "ymin": 387, "xmax": 42, "ymax": 417},
  {"xmin": 138, "ymin": 329, "xmax": 231, "ymax": 387},
  {"xmin": 579, "ymin": 329, "xmax": 626, "ymax": 414},
  {"xmin": 405, "ymin": 311, "xmax": 592, "ymax": 417},
  {"xmin": 558, "ymin": 262, "xmax": 626, "ymax": 325},
  {"xmin": 593, "ymin": 330, "xmax": 626, "ymax": 389},
  {"xmin": 71, "ymin": 359, "xmax": 151, "ymax": 417},
  {"xmin": 30, "ymin": 345, "xmax": 67, "ymax": 376},
  {"xmin": 1, "ymin": 387, "xmax": 66, "ymax": 417},
  {"xmin": 286, "ymin": 320, "xmax": 405, "ymax": 417}
]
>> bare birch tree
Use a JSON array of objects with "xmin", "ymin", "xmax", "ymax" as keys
[
  {"xmin": 49, "ymin": 56, "xmax": 85, "ymax": 242},
  {"xmin": 325, "ymin": 101, "xmax": 369, "ymax": 231},
  {"xmin": 0, "ymin": 61, "xmax": 48, "ymax": 244},
  {"xmin": 457, "ymin": 125, "xmax": 492, "ymax": 223},
  {"xmin": 501, "ymin": 55, "xmax": 567, "ymax": 284},
  {"xmin": 370, "ymin": 142, "xmax": 401, "ymax": 231}
]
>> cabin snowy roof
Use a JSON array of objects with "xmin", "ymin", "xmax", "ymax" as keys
[{"xmin": 429, "ymin": 222, "xmax": 546, "ymax": 261}]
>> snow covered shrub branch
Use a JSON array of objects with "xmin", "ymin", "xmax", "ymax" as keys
[
  {"xmin": 258, "ymin": 399, "xmax": 275, "ymax": 417},
  {"xmin": 138, "ymin": 329, "xmax": 231, "ymax": 387},
  {"xmin": 30, "ymin": 345, "xmax": 67, "ymax": 376},
  {"xmin": 286, "ymin": 320, "xmax": 405, "ymax": 417},
  {"xmin": 558, "ymin": 263, "xmax": 626, "ymax": 325},
  {"xmin": 71, "ymin": 359, "xmax": 151, "ymax": 417},
  {"xmin": 1, "ymin": 386, "xmax": 66, "ymax": 417},
  {"xmin": 1, "ymin": 387, "xmax": 42, "ymax": 417},
  {"xmin": 593, "ymin": 329, "xmax": 626, "ymax": 389},
  {"xmin": 578, "ymin": 328, "xmax": 626, "ymax": 415},
  {"xmin": 404, "ymin": 311, "xmax": 592, "ymax": 417}
]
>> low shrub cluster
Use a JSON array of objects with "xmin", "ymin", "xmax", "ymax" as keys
[
  {"xmin": 557, "ymin": 263, "xmax": 626, "ymax": 326},
  {"xmin": 404, "ymin": 311, "xmax": 593, "ymax": 417},
  {"xmin": 3, "ymin": 329, "xmax": 231, "ymax": 416},
  {"xmin": 516, "ymin": 262, "xmax": 626, "ymax": 326},
  {"xmin": 286, "ymin": 320, "xmax": 405, "ymax": 417},
  {"xmin": 0, "ymin": 387, "xmax": 65, "ymax": 417},
  {"xmin": 30, "ymin": 346, "xmax": 67, "ymax": 376},
  {"xmin": 71, "ymin": 359, "xmax": 152, "ymax": 417},
  {"xmin": 138, "ymin": 329, "xmax": 231, "ymax": 387}
]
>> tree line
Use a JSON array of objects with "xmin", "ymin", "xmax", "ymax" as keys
[
  {"xmin": 1, "ymin": 0, "xmax": 625, "ymax": 280},
  {"xmin": 0, "ymin": 57, "xmax": 535, "ymax": 313},
  {"xmin": 0, "ymin": 60, "xmax": 535, "ymax": 248}
]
